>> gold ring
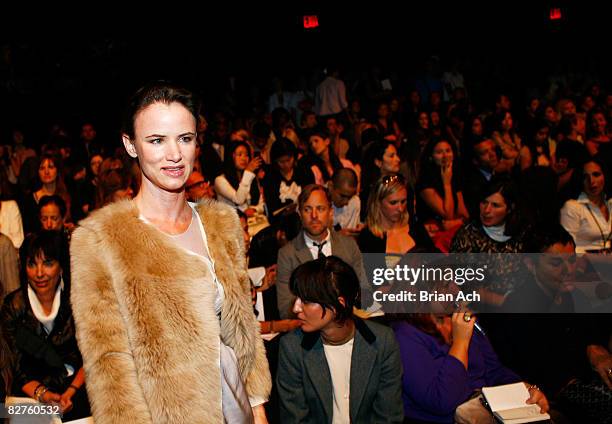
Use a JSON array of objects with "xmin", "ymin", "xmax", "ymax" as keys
[{"xmin": 463, "ymin": 313, "xmax": 472, "ymax": 322}]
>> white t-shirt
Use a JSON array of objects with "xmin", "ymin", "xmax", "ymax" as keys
[
  {"xmin": 323, "ymin": 339, "xmax": 354, "ymax": 424},
  {"xmin": 333, "ymin": 196, "xmax": 361, "ymax": 230}
]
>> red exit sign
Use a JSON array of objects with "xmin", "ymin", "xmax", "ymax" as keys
[
  {"xmin": 549, "ymin": 8, "xmax": 562, "ymax": 20},
  {"xmin": 303, "ymin": 15, "xmax": 319, "ymax": 29}
]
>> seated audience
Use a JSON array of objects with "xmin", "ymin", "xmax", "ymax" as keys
[
  {"xmin": 462, "ymin": 137, "xmax": 501, "ymax": 218},
  {"xmin": 328, "ymin": 168, "xmax": 362, "ymax": 236},
  {"xmin": 277, "ymin": 256, "xmax": 404, "ymax": 423},
  {"xmin": 451, "ymin": 178, "xmax": 527, "ymax": 305},
  {"xmin": 262, "ymin": 137, "xmax": 307, "ymax": 221},
  {"xmin": 417, "ymin": 138, "xmax": 469, "ymax": 252},
  {"xmin": 1, "ymin": 231, "xmax": 90, "ymax": 420},
  {"xmin": 496, "ymin": 227, "xmax": 611, "ymax": 422},
  {"xmin": 561, "ymin": 157, "xmax": 612, "ymax": 253},
  {"xmin": 214, "ymin": 140, "xmax": 265, "ymax": 215},
  {"xmin": 185, "ymin": 170, "xmax": 215, "ymax": 202},
  {"xmin": 276, "ymin": 184, "xmax": 368, "ymax": 318},
  {"xmin": 393, "ymin": 304, "xmax": 549, "ymax": 424}
]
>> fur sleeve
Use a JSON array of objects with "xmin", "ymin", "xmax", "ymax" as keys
[
  {"xmin": 227, "ymin": 215, "xmax": 272, "ymax": 402},
  {"xmin": 70, "ymin": 225, "xmax": 153, "ymax": 424},
  {"xmin": 205, "ymin": 202, "xmax": 272, "ymax": 402}
]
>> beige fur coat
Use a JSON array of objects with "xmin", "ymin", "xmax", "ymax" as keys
[{"xmin": 70, "ymin": 200, "xmax": 271, "ymax": 423}]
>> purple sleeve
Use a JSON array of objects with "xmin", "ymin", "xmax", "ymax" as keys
[
  {"xmin": 476, "ymin": 332, "xmax": 522, "ymax": 386},
  {"xmin": 395, "ymin": 323, "xmax": 472, "ymax": 415}
]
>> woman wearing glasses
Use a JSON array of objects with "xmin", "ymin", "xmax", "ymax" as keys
[{"xmin": 393, "ymin": 304, "xmax": 549, "ymax": 423}]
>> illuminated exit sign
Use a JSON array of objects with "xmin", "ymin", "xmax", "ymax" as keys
[
  {"xmin": 303, "ymin": 15, "xmax": 319, "ymax": 29},
  {"xmin": 549, "ymin": 8, "xmax": 562, "ymax": 20}
]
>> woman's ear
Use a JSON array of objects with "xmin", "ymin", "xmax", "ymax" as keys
[
  {"xmin": 337, "ymin": 296, "xmax": 346, "ymax": 308},
  {"xmin": 122, "ymin": 134, "xmax": 138, "ymax": 158},
  {"xmin": 374, "ymin": 159, "xmax": 382, "ymax": 169}
]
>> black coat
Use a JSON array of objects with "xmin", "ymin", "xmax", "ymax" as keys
[{"xmin": 1, "ymin": 287, "xmax": 82, "ymax": 393}]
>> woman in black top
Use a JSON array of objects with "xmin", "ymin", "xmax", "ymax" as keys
[
  {"xmin": 262, "ymin": 137, "xmax": 308, "ymax": 221},
  {"xmin": 1, "ymin": 231, "xmax": 90, "ymax": 420},
  {"xmin": 359, "ymin": 174, "xmax": 434, "ymax": 261}
]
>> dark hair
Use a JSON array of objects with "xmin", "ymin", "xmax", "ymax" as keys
[
  {"xmin": 331, "ymin": 167, "xmax": 358, "ymax": 189},
  {"xmin": 298, "ymin": 184, "xmax": 331, "ymax": 210},
  {"xmin": 480, "ymin": 177, "xmax": 521, "ymax": 236},
  {"xmin": 558, "ymin": 113, "xmax": 579, "ymax": 137},
  {"xmin": 38, "ymin": 194, "xmax": 67, "ymax": 219},
  {"xmin": 360, "ymin": 139, "xmax": 397, "ymax": 191},
  {"xmin": 586, "ymin": 108, "xmax": 608, "ymax": 139},
  {"xmin": 418, "ymin": 137, "xmax": 462, "ymax": 201},
  {"xmin": 96, "ymin": 168, "xmax": 133, "ymax": 208},
  {"xmin": 304, "ymin": 128, "xmax": 343, "ymax": 182},
  {"xmin": 222, "ymin": 140, "xmax": 261, "ymax": 206},
  {"xmin": 122, "ymin": 81, "xmax": 200, "ymax": 139},
  {"xmin": 555, "ymin": 140, "xmax": 589, "ymax": 170},
  {"xmin": 270, "ymin": 137, "xmax": 298, "ymax": 163},
  {"xmin": 581, "ymin": 156, "xmax": 610, "ymax": 197},
  {"xmin": 289, "ymin": 256, "xmax": 359, "ymax": 324},
  {"xmin": 19, "ymin": 231, "xmax": 70, "ymax": 288},
  {"xmin": 525, "ymin": 225, "xmax": 576, "ymax": 253}
]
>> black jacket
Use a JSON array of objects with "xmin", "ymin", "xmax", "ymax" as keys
[{"xmin": 1, "ymin": 286, "xmax": 82, "ymax": 393}]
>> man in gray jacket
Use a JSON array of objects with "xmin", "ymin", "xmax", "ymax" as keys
[{"xmin": 276, "ymin": 184, "xmax": 370, "ymax": 318}]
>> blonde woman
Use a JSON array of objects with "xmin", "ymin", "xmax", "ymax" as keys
[{"xmin": 358, "ymin": 174, "xmax": 435, "ymax": 262}]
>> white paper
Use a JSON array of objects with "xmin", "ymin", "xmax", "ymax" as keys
[{"xmin": 482, "ymin": 383, "xmax": 550, "ymax": 423}]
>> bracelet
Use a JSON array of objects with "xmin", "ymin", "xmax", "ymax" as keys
[
  {"xmin": 37, "ymin": 387, "xmax": 50, "ymax": 402},
  {"xmin": 33, "ymin": 384, "xmax": 45, "ymax": 400}
]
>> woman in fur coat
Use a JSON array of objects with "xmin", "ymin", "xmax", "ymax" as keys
[{"xmin": 70, "ymin": 82, "xmax": 271, "ymax": 424}]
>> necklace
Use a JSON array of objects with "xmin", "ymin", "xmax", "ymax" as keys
[
  {"xmin": 585, "ymin": 200, "xmax": 611, "ymax": 250},
  {"xmin": 322, "ymin": 323, "xmax": 356, "ymax": 346}
]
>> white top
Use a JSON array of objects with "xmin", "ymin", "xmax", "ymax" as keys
[
  {"xmin": 333, "ymin": 196, "xmax": 361, "ymax": 230},
  {"xmin": 140, "ymin": 206, "xmax": 265, "ymax": 413},
  {"xmin": 0, "ymin": 200, "xmax": 24, "ymax": 249},
  {"xmin": 304, "ymin": 231, "xmax": 332, "ymax": 259},
  {"xmin": 315, "ymin": 76, "xmax": 348, "ymax": 116},
  {"xmin": 214, "ymin": 171, "xmax": 265, "ymax": 214},
  {"xmin": 560, "ymin": 192, "xmax": 612, "ymax": 253},
  {"xmin": 323, "ymin": 338, "xmax": 354, "ymax": 424}
]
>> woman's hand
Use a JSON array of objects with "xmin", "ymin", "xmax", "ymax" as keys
[
  {"xmin": 446, "ymin": 312, "xmax": 475, "ymax": 369},
  {"xmin": 246, "ymin": 156, "xmax": 263, "ymax": 173},
  {"xmin": 525, "ymin": 384, "xmax": 549, "ymax": 414},
  {"xmin": 41, "ymin": 390, "xmax": 62, "ymax": 406},
  {"xmin": 252, "ymin": 404, "xmax": 268, "ymax": 424},
  {"xmin": 451, "ymin": 311, "xmax": 475, "ymax": 346},
  {"xmin": 59, "ymin": 387, "xmax": 76, "ymax": 414},
  {"xmin": 588, "ymin": 346, "xmax": 612, "ymax": 389},
  {"xmin": 441, "ymin": 163, "xmax": 453, "ymax": 185},
  {"xmin": 256, "ymin": 265, "xmax": 277, "ymax": 292}
]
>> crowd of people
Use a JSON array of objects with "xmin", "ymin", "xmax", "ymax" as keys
[{"xmin": 1, "ymin": 59, "xmax": 611, "ymax": 423}]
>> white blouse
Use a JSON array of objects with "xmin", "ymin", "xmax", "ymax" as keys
[
  {"xmin": 560, "ymin": 192, "xmax": 612, "ymax": 253},
  {"xmin": 214, "ymin": 171, "xmax": 265, "ymax": 214}
]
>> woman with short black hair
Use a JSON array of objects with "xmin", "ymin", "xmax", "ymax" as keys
[{"xmin": 277, "ymin": 256, "xmax": 404, "ymax": 423}]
